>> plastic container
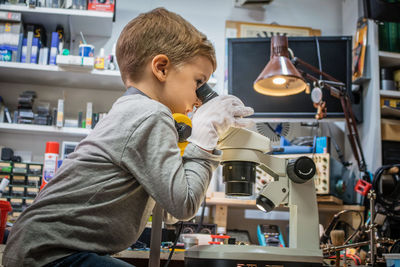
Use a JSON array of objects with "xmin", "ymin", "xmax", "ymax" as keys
[
  {"xmin": 79, "ymin": 44, "xmax": 94, "ymax": 57},
  {"xmin": 384, "ymin": 254, "xmax": 400, "ymax": 267},
  {"xmin": 94, "ymin": 48, "xmax": 105, "ymax": 70},
  {"xmin": 40, "ymin": 142, "xmax": 60, "ymax": 190},
  {"xmin": 0, "ymin": 201, "xmax": 12, "ymax": 243}
]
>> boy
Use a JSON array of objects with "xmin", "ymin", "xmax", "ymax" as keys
[{"xmin": 3, "ymin": 8, "xmax": 253, "ymax": 267}]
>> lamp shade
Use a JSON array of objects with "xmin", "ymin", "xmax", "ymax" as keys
[{"xmin": 254, "ymin": 35, "xmax": 307, "ymax": 96}]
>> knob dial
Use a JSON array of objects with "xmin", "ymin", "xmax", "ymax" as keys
[{"xmin": 287, "ymin": 156, "xmax": 316, "ymax": 183}]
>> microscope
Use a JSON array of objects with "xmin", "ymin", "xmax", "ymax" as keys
[{"xmin": 185, "ymin": 127, "xmax": 323, "ymax": 267}]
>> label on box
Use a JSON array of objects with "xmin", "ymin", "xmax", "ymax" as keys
[{"xmin": 88, "ymin": 0, "xmax": 115, "ymax": 12}]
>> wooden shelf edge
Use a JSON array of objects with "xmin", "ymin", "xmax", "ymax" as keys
[{"xmin": 206, "ymin": 196, "xmax": 365, "ymax": 213}]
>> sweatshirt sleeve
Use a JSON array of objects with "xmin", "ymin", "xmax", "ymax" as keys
[{"xmin": 120, "ymin": 111, "xmax": 221, "ymax": 220}]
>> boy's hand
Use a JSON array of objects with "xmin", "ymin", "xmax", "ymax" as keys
[{"xmin": 187, "ymin": 95, "xmax": 254, "ymax": 151}]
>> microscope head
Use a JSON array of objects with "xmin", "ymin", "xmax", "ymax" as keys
[
  {"xmin": 256, "ymin": 156, "xmax": 316, "ymax": 212},
  {"xmin": 217, "ymin": 127, "xmax": 271, "ymax": 196},
  {"xmin": 218, "ymin": 128, "xmax": 316, "ymax": 214}
]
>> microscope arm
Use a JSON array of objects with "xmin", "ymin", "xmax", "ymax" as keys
[{"xmin": 218, "ymin": 127, "xmax": 320, "ymax": 250}]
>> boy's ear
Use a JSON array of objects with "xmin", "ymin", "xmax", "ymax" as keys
[{"xmin": 151, "ymin": 54, "xmax": 170, "ymax": 82}]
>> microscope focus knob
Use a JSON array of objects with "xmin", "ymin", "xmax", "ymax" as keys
[{"xmin": 287, "ymin": 156, "xmax": 316, "ymax": 183}]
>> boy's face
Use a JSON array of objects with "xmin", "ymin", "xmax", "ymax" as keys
[{"xmin": 162, "ymin": 55, "xmax": 214, "ymax": 114}]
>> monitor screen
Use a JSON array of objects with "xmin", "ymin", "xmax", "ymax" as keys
[{"xmin": 227, "ymin": 36, "xmax": 353, "ymax": 118}]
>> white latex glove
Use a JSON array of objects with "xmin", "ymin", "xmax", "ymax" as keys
[{"xmin": 187, "ymin": 95, "xmax": 254, "ymax": 150}]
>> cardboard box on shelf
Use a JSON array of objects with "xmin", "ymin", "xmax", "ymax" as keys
[
  {"xmin": 381, "ymin": 119, "xmax": 400, "ymax": 142},
  {"xmin": 88, "ymin": 0, "xmax": 115, "ymax": 12},
  {"xmin": 56, "ymin": 55, "xmax": 94, "ymax": 69}
]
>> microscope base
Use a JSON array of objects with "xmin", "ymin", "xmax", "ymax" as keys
[{"xmin": 184, "ymin": 245, "xmax": 323, "ymax": 267}]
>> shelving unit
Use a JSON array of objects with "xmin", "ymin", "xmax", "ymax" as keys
[
  {"xmin": 0, "ymin": 161, "xmax": 43, "ymax": 218},
  {"xmin": 0, "ymin": 123, "xmax": 91, "ymax": 138},
  {"xmin": 359, "ymin": 22, "xmax": 400, "ymax": 172},
  {"xmin": 0, "ymin": 4, "xmax": 114, "ymax": 37},
  {"xmin": 0, "ymin": 62, "xmax": 124, "ymax": 91}
]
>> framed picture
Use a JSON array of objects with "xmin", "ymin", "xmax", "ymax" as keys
[{"xmin": 225, "ymin": 20, "xmax": 321, "ymax": 38}]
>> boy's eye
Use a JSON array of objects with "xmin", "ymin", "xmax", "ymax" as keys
[{"xmin": 196, "ymin": 80, "xmax": 203, "ymax": 87}]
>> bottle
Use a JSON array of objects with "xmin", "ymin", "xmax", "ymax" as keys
[
  {"xmin": 85, "ymin": 102, "xmax": 93, "ymax": 129},
  {"xmin": 107, "ymin": 43, "xmax": 117, "ymax": 70},
  {"xmin": 0, "ymin": 177, "xmax": 9, "ymax": 197},
  {"xmin": 94, "ymin": 48, "xmax": 105, "ymax": 70},
  {"xmin": 40, "ymin": 142, "xmax": 60, "ymax": 190}
]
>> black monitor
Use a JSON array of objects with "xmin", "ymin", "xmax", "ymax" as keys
[{"xmin": 227, "ymin": 36, "xmax": 359, "ymax": 119}]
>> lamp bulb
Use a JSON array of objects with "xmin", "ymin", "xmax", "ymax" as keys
[{"xmin": 272, "ymin": 77, "xmax": 286, "ymax": 85}]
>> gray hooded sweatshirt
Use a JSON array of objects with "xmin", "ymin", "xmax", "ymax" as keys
[{"xmin": 2, "ymin": 94, "xmax": 221, "ymax": 267}]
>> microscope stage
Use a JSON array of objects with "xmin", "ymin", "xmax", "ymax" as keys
[{"xmin": 184, "ymin": 245, "xmax": 323, "ymax": 267}]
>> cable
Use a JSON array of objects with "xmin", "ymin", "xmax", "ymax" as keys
[
  {"xmin": 320, "ymin": 209, "xmax": 363, "ymax": 245},
  {"xmin": 372, "ymin": 164, "xmax": 400, "ymax": 210},
  {"xmin": 266, "ymin": 123, "xmax": 282, "ymax": 138},
  {"xmin": 196, "ymin": 197, "xmax": 207, "ymax": 233},
  {"xmin": 327, "ymin": 124, "xmax": 349, "ymax": 166},
  {"xmin": 327, "ymin": 254, "xmax": 360, "ymax": 265},
  {"xmin": 315, "ymin": 36, "xmax": 323, "ymax": 80},
  {"xmin": 291, "ymin": 136, "xmax": 314, "ymax": 146},
  {"xmin": 163, "ymin": 221, "xmax": 183, "ymax": 267}
]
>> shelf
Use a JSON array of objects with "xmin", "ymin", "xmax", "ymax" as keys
[
  {"xmin": 252, "ymin": 117, "xmax": 345, "ymax": 123},
  {"xmin": 112, "ymin": 250, "xmax": 184, "ymax": 261},
  {"xmin": 352, "ymin": 76, "xmax": 370, "ymax": 85},
  {"xmin": 206, "ymin": 196, "xmax": 364, "ymax": 213},
  {"xmin": 2, "ymin": 195, "xmax": 35, "ymax": 200},
  {"xmin": 8, "ymin": 184, "xmax": 40, "ymax": 188},
  {"xmin": 0, "ymin": 4, "xmax": 113, "ymax": 37},
  {"xmin": 0, "ymin": 62, "xmax": 124, "ymax": 90},
  {"xmin": 380, "ymin": 90, "xmax": 400, "ymax": 98},
  {"xmin": 379, "ymin": 51, "xmax": 400, "ymax": 68},
  {"xmin": 0, "ymin": 122, "xmax": 91, "ymax": 137}
]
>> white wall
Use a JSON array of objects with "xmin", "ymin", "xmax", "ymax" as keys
[
  {"xmin": 342, "ymin": 0, "xmax": 361, "ymax": 36},
  {"xmin": 93, "ymin": 0, "xmax": 344, "ymax": 93}
]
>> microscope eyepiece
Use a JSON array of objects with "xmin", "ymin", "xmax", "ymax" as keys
[
  {"xmin": 175, "ymin": 83, "xmax": 217, "ymax": 143},
  {"xmin": 196, "ymin": 83, "xmax": 218, "ymax": 104}
]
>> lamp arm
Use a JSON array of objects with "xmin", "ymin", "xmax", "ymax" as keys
[
  {"xmin": 292, "ymin": 57, "xmax": 342, "ymax": 84},
  {"xmin": 297, "ymin": 69, "xmax": 342, "ymax": 98},
  {"xmin": 293, "ymin": 57, "xmax": 368, "ymax": 175}
]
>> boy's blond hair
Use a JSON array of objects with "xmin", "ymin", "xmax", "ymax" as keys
[{"xmin": 116, "ymin": 8, "xmax": 216, "ymax": 84}]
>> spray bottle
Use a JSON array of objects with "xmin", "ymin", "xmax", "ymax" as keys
[
  {"xmin": 0, "ymin": 177, "xmax": 9, "ymax": 197},
  {"xmin": 40, "ymin": 142, "xmax": 60, "ymax": 190}
]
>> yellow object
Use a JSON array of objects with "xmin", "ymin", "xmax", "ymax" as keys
[
  {"xmin": 94, "ymin": 57, "xmax": 105, "ymax": 69},
  {"xmin": 168, "ymin": 248, "xmax": 186, "ymax": 252},
  {"xmin": 94, "ymin": 48, "xmax": 105, "ymax": 70},
  {"xmin": 172, "ymin": 113, "xmax": 192, "ymax": 155}
]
